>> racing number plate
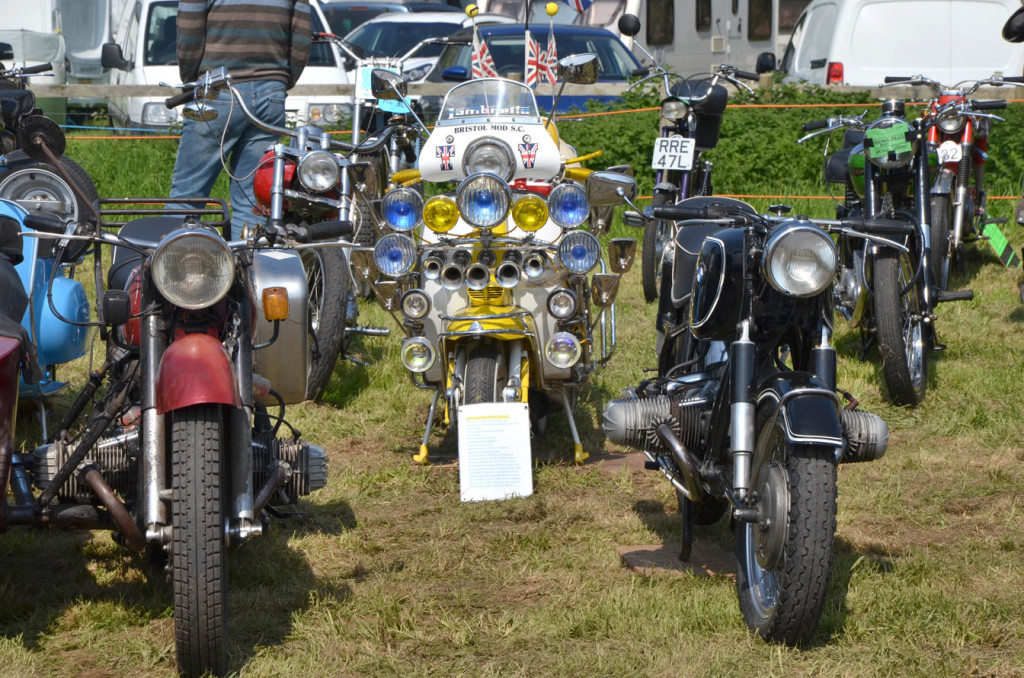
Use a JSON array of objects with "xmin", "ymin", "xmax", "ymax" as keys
[
  {"xmin": 937, "ymin": 140, "xmax": 963, "ymax": 164},
  {"xmin": 651, "ymin": 134, "xmax": 695, "ymax": 171}
]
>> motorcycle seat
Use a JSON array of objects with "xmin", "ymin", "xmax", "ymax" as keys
[
  {"xmin": 825, "ymin": 146, "xmax": 858, "ymax": 184},
  {"xmin": 108, "ymin": 216, "xmax": 185, "ymax": 290},
  {"xmin": 0, "ymin": 89, "xmax": 36, "ymax": 124},
  {"xmin": 669, "ymin": 80, "xmax": 728, "ymax": 117},
  {"xmin": 0, "ymin": 214, "xmax": 23, "ymax": 265}
]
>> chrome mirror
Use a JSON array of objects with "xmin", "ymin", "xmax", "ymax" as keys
[
  {"xmin": 588, "ymin": 170, "xmax": 637, "ymax": 206},
  {"xmin": 591, "ymin": 274, "xmax": 620, "ymax": 307},
  {"xmin": 608, "ymin": 238, "xmax": 636, "ymax": 274},
  {"xmin": 350, "ymin": 248, "xmax": 375, "ymax": 281}
]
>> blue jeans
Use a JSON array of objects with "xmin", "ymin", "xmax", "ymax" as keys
[{"xmin": 168, "ymin": 80, "xmax": 287, "ymax": 240}]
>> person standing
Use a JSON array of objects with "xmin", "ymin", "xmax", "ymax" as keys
[{"xmin": 169, "ymin": 0, "xmax": 312, "ymax": 239}]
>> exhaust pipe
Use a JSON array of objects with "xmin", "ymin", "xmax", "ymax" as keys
[
  {"xmin": 465, "ymin": 263, "xmax": 490, "ymax": 291},
  {"xmin": 422, "ymin": 255, "xmax": 443, "ymax": 281},
  {"xmin": 495, "ymin": 261, "xmax": 521, "ymax": 288},
  {"xmin": 440, "ymin": 264, "xmax": 464, "ymax": 291},
  {"xmin": 523, "ymin": 250, "xmax": 545, "ymax": 280}
]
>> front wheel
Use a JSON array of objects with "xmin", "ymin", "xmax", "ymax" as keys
[
  {"xmin": 170, "ymin": 404, "xmax": 229, "ymax": 677},
  {"xmin": 301, "ymin": 246, "xmax": 350, "ymax": 400},
  {"xmin": 735, "ymin": 436, "xmax": 837, "ymax": 646},
  {"xmin": 464, "ymin": 344, "xmax": 504, "ymax": 404},
  {"xmin": 873, "ymin": 248, "xmax": 928, "ymax": 406},
  {"xmin": 641, "ymin": 191, "xmax": 675, "ymax": 303},
  {"xmin": 929, "ymin": 194, "xmax": 951, "ymax": 290}
]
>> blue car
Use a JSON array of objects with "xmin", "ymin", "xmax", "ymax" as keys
[{"xmin": 420, "ymin": 23, "xmax": 641, "ymax": 120}]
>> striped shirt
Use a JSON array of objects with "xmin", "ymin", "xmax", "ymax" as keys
[{"xmin": 177, "ymin": 0, "xmax": 311, "ymax": 87}]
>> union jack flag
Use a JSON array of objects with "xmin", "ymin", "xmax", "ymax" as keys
[
  {"xmin": 471, "ymin": 26, "xmax": 498, "ymax": 79},
  {"xmin": 525, "ymin": 33, "xmax": 542, "ymax": 87},
  {"xmin": 518, "ymin": 142, "xmax": 539, "ymax": 169},
  {"xmin": 437, "ymin": 145, "xmax": 455, "ymax": 171},
  {"xmin": 561, "ymin": 0, "xmax": 593, "ymax": 11},
  {"xmin": 541, "ymin": 24, "xmax": 557, "ymax": 86}
]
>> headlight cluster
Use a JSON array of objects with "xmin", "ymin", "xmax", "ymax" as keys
[
  {"xmin": 297, "ymin": 150, "xmax": 340, "ymax": 193},
  {"xmin": 383, "ymin": 187, "xmax": 423, "ymax": 231},
  {"xmin": 548, "ymin": 183, "xmax": 589, "ymax": 229},
  {"xmin": 762, "ymin": 220, "xmax": 837, "ymax": 297},
  {"xmin": 152, "ymin": 229, "xmax": 235, "ymax": 309}
]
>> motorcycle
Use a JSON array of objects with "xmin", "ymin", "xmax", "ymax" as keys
[
  {"xmin": 352, "ymin": 57, "xmax": 638, "ymax": 466},
  {"xmin": 615, "ymin": 14, "xmax": 758, "ymax": 303},
  {"xmin": 606, "ymin": 197, "xmax": 889, "ymax": 645},
  {"xmin": 885, "ymin": 74, "xmax": 1024, "ymax": 288},
  {"xmin": 0, "ymin": 49, "xmax": 100, "ymax": 224},
  {"xmin": 799, "ymin": 97, "xmax": 971, "ymax": 406}
]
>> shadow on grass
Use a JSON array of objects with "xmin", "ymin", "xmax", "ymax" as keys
[{"xmin": 316, "ymin": 334, "xmax": 389, "ymax": 410}]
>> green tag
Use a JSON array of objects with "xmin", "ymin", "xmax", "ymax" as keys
[
  {"xmin": 865, "ymin": 123, "xmax": 912, "ymax": 158},
  {"xmin": 981, "ymin": 220, "xmax": 1022, "ymax": 268}
]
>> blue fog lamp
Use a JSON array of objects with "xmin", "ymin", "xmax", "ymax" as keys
[
  {"xmin": 558, "ymin": 230, "xmax": 600, "ymax": 274},
  {"xmin": 373, "ymin": 233, "xmax": 417, "ymax": 277},
  {"xmin": 382, "ymin": 187, "xmax": 423, "ymax": 232},
  {"xmin": 548, "ymin": 182, "xmax": 589, "ymax": 229}
]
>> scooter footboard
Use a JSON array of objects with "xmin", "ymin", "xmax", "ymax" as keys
[{"xmin": 155, "ymin": 333, "xmax": 241, "ymax": 414}]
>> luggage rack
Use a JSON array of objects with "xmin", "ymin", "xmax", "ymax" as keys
[{"xmin": 93, "ymin": 197, "xmax": 231, "ymax": 240}]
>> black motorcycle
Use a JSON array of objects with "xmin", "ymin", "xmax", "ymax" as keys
[{"xmin": 606, "ymin": 196, "xmax": 889, "ymax": 645}]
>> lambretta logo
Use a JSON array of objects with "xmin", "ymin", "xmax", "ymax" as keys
[{"xmin": 446, "ymin": 105, "xmax": 533, "ymax": 117}]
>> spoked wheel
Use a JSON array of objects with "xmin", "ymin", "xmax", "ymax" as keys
[
  {"xmin": 301, "ymin": 246, "xmax": 350, "ymax": 400},
  {"xmin": 642, "ymin": 192, "xmax": 675, "ymax": 303},
  {"xmin": 170, "ymin": 404, "xmax": 229, "ymax": 678},
  {"xmin": 464, "ymin": 344, "xmax": 505, "ymax": 404},
  {"xmin": 873, "ymin": 247, "xmax": 928, "ymax": 406},
  {"xmin": 735, "ymin": 424, "xmax": 837, "ymax": 646},
  {"xmin": 928, "ymin": 194, "xmax": 951, "ymax": 290}
]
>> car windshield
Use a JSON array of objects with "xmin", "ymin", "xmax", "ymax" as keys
[
  {"xmin": 322, "ymin": 6, "xmax": 394, "ymax": 36},
  {"xmin": 438, "ymin": 30, "xmax": 635, "ymax": 80},
  {"xmin": 437, "ymin": 79, "xmax": 540, "ymax": 124},
  {"xmin": 344, "ymin": 20, "xmax": 459, "ymax": 58}
]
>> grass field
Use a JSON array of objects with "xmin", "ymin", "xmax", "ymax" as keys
[{"xmin": 1, "ymin": 106, "xmax": 1023, "ymax": 677}]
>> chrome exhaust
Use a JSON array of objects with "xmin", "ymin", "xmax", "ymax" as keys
[
  {"xmin": 465, "ymin": 263, "xmax": 490, "ymax": 291},
  {"xmin": 495, "ymin": 261, "xmax": 521, "ymax": 288},
  {"xmin": 523, "ymin": 250, "xmax": 545, "ymax": 280},
  {"xmin": 422, "ymin": 251, "xmax": 444, "ymax": 280},
  {"xmin": 440, "ymin": 264, "xmax": 465, "ymax": 291}
]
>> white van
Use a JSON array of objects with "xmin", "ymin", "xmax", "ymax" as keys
[
  {"xmin": 773, "ymin": 0, "xmax": 1024, "ymax": 86},
  {"xmin": 103, "ymin": 0, "xmax": 351, "ymax": 130}
]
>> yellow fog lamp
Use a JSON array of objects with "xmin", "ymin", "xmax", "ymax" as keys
[
  {"xmin": 424, "ymin": 195, "xmax": 460, "ymax": 233},
  {"xmin": 511, "ymin": 194, "xmax": 548, "ymax": 232},
  {"xmin": 261, "ymin": 286, "xmax": 290, "ymax": 321},
  {"xmin": 401, "ymin": 337, "xmax": 436, "ymax": 373}
]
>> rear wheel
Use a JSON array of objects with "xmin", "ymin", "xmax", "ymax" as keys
[
  {"xmin": 301, "ymin": 246, "xmax": 350, "ymax": 400},
  {"xmin": 735, "ymin": 422, "xmax": 837, "ymax": 646},
  {"xmin": 873, "ymin": 248, "xmax": 928, "ymax": 406},
  {"xmin": 170, "ymin": 404, "xmax": 228, "ymax": 678},
  {"xmin": 642, "ymin": 191, "xmax": 675, "ymax": 303}
]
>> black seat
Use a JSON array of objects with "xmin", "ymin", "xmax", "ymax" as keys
[
  {"xmin": 1, "ymin": 89, "xmax": 36, "ymax": 125},
  {"xmin": 0, "ymin": 214, "xmax": 23, "ymax": 265},
  {"xmin": 108, "ymin": 216, "xmax": 185, "ymax": 290}
]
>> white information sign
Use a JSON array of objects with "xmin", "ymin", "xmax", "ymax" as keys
[
  {"xmin": 457, "ymin": 402, "xmax": 533, "ymax": 502},
  {"xmin": 651, "ymin": 134, "xmax": 696, "ymax": 170}
]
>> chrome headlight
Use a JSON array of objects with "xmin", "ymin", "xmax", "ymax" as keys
[
  {"xmin": 297, "ymin": 150, "xmax": 340, "ymax": 193},
  {"xmin": 463, "ymin": 138, "xmax": 515, "ymax": 181},
  {"xmin": 401, "ymin": 289, "xmax": 431, "ymax": 320},
  {"xmin": 456, "ymin": 173, "xmax": 511, "ymax": 229},
  {"xmin": 309, "ymin": 103, "xmax": 345, "ymax": 124},
  {"xmin": 547, "ymin": 288, "xmax": 577, "ymax": 319},
  {"xmin": 401, "ymin": 336, "xmax": 436, "ymax": 372},
  {"xmin": 382, "ymin": 187, "xmax": 423, "ymax": 232},
  {"xmin": 661, "ymin": 98, "xmax": 690, "ymax": 120},
  {"xmin": 558, "ymin": 230, "xmax": 600, "ymax": 274},
  {"xmin": 151, "ymin": 229, "xmax": 235, "ymax": 310},
  {"xmin": 142, "ymin": 101, "xmax": 178, "ymax": 126},
  {"xmin": 936, "ymin": 112, "xmax": 965, "ymax": 135},
  {"xmin": 865, "ymin": 118, "xmax": 916, "ymax": 170},
  {"xmin": 548, "ymin": 182, "xmax": 589, "ymax": 229},
  {"xmin": 373, "ymin": 233, "xmax": 417, "ymax": 276},
  {"xmin": 762, "ymin": 221, "xmax": 837, "ymax": 297},
  {"xmin": 545, "ymin": 331, "xmax": 581, "ymax": 368}
]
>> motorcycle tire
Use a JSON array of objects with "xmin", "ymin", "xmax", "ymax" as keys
[
  {"xmin": 929, "ymin": 194, "xmax": 952, "ymax": 290},
  {"xmin": 464, "ymin": 344, "xmax": 503, "ymax": 404},
  {"xmin": 302, "ymin": 246, "xmax": 350, "ymax": 401},
  {"xmin": 642, "ymin": 191, "xmax": 675, "ymax": 303},
  {"xmin": 735, "ymin": 433, "xmax": 836, "ymax": 646},
  {"xmin": 170, "ymin": 404, "xmax": 229, "ymax": 678},
  {"xmin": 873, "ymin": 248, "xmax": 928, "ymax": 406}
]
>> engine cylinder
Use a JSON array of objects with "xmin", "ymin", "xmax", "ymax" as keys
[
  {"xmin": 34, "ymin": 431, "xmax": 139, "ymax": 503},
  {"xmin": 840, "ymin": 409, "xmax": 888, "ymax": 463},
  {"xmin": 252, "ymin": 433, "xmax": 328, "ymax": 501},
  {"xmin": 602, "ymin": 394, "xmax": 673, "ymax": 449}
]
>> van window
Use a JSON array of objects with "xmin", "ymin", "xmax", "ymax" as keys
[
  {"xmin": 144, "ymin": 1, "xmax": 177, "ymax": 65},
  {"xmin": 748, "ymin": 0, "xmax": 772, "ymax": 41},
  {"xmin": 308, "ymin": 8, "xmax": 336, "ymax": 67},
  {"xmin": 696, "ymin": 0, "xmax": 711, "ymax": 31},
  {"xmin": 126, "ymin": 2, "xmax": 141, "ymax": 64},
  {"xmin": 646, "ymin": 0, "xmax": 673, "ymax": 46},
  {"xmin": 791, "ymin": 2, "xmax": 836, "ymax": 73},
  {"xmin": 779, "ymin": 0, "xmax": 810, "ymax": 33}
]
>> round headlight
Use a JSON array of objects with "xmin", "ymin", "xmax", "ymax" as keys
[
  {"xmin": 558, "ymin": 230, "xmax": 600, "ymax": 275},
  {"xmin": 545, "ymin": 331, "xmax": 581, "ymax": 368},
  {"xmin": 463, "ymin": 138, "xmax": 515, "ymax": 181},
  {"xmin": 297, "ymin": 150, "xmax": 340, "ymax": 193},
  {"xmin": 762, "ymin": 221, "xmax": 838, "ymax": 297},
  {"xmin": 382, "ymin": 187, "xmax": 423, "ymax": 232},
  {"xmin": 456, "ymin": 173, "xmax": 511, "ymax": 230},
  {"xmin": 865, "ymin": 118, "xmax": 916, "ymax": 170},
  {"xmin": 661, "ymin": 99, "xmax": 690, "ymax": 120},
  {"xmin": 547, "ymin": 288, "xmax": 577, "ymax": 319},
  {"xmin": 152, "ymin": 229, "xmax": 235, "ymax": 310},
  {"xmin": 373, "ymin": 233, "xmax": 417, "ymax": 277},
  {"xmin": 936, "ymin": 112, "xmax": 965, "ymax": 135},
  {"xmin": 511, "ymin": 194, "xmax": 548, "ymax": 232},
  {"xmin": 424, "ymin": 195, "xmax": 459, "ymax": 233},
  {"xmin": 401, "ymin": 337, "xmax": 436, "ymax": 373},
  {"xmin": 548, "ymin": 182, "xmax": 589, "ymax": 229},
  {"xmin": 401, "ymin": 289, "xmax": 431, "ymax": 320}
]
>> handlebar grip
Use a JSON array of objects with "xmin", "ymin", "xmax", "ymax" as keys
[
  {"xmin": 20, "ymin": 62, "xmax": 53, "ymax": 75},
  {"xmin": 630, "ymin": 66, "xmax": 650, "ymax": 78},
  {"xmin": 24, "ymin": 211, "xmax": 66, "ymax": 234},
  {"xmin": 651, "ymin": 202, "xmax": 737, "ymax": 221},
  {"xmin": 735, "ymin": 69, "xmax": 758, "ymax": 81},
  {"xmin": 1002, "ymin": 76, "xmax": 1024, "ymax": 84},
  {"xmin": 164, "ymin": 88, "xmax": 195, "ymax": 109},
  {"xmin": 883, "ymin": 76, "xmax": 912, "ymax": 83},
  {"xmin": 844, "ymin": 217, "xmax": 916, "ymax": 236},
  {"xmin": 972, "ymin": 99, "xmax": 1007, "ymax": 110},
  {"xmin": 802, "ymin": 119, "xmax": 829, "ymax": 132},
  {"xmin": 292, "ymin": 220, "xmax": 354, "ymax": 243}
]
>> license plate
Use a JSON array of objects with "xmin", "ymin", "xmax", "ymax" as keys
[
  {"xmin": 937, "ymin": 140, "xmax": 963, "ymax": 164},
  {"xmin": 651, "ymin": 134, "xmax": 695, "ymax": 171}
]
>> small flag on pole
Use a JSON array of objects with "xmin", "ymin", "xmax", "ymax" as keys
[{"xmin": 472, "ymin": 25, "xmax": 498, "ymax": 78}]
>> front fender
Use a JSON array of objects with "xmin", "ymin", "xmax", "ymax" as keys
[
  {"xmin": 931, "ymin": 166, "xmax": 955, "ymax": 195},
  {"xmin": 755, "ymin": 372, "xmax": 842, "ymax": 450},
  {"xmin": 156, "ymin": 333, "xmax": 241, "ymax": 414}
]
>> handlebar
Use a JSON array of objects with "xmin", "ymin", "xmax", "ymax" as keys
[
  {"xmin": 164, "ymin": 88, "xmax": 196, "ymax": 109},
  {"xmin": 20, "ymin": 63, "xmax": 53, "ymax": 76},
  {"xmin": 972, "ymin": 99, "xmax": 1007, "ymax": 110},
  {"xmin": 651, "ymin": 202, "xmax": 741, "ymax": 221},
  {"xmin": 801, "ymin": 119, "xmax": 830, "ymax": 132},
  {"xmin": 733, "ymin": 69, "xmax": 759, "ymax": 81},
  {"xmin": 290, "ymin": 220, "xmax": 354, "ymax": 244}
]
